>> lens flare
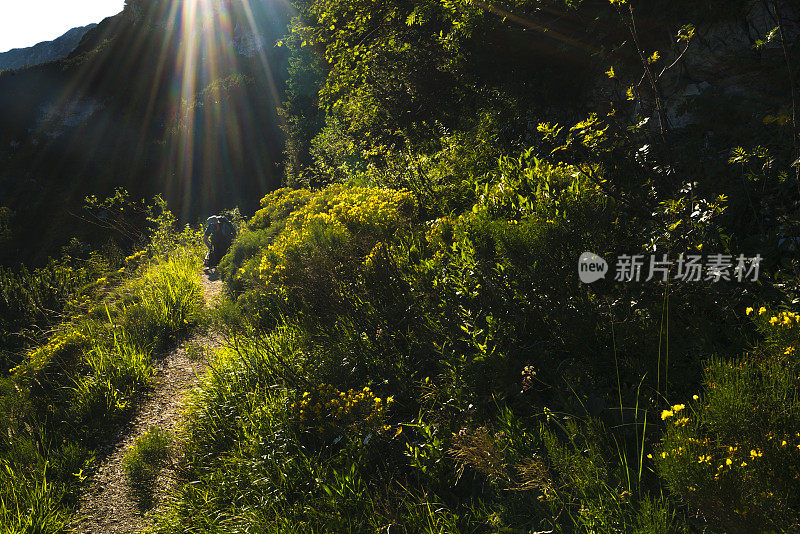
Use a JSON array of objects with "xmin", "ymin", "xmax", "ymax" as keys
[{"xmin": 13, "ymin": 0, "xmax": 293, "ymax": 225}]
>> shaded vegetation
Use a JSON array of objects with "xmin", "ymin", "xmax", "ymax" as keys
[{"xmin": 1, "ymin": 0, "xmax": 800, "ymax": 532}]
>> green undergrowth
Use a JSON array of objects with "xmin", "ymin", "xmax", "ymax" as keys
[
  {"xmin": 152, "ymin": 150, "xmax": 798, "ymax": 533},
  {"xmin": 0, "ymin": 216, "xmax": 205, "ymax": 532},
  {"xmin": 122, "ymin": 427, "xmax": 174, "ymax": 509}
]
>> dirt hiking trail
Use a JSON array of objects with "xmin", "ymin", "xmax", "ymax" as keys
[{"xmin": 69, "ymin": 268, "xmax": 223, "ymax": 534}]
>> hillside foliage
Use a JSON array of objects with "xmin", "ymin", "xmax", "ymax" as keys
[{"xmin": 0, "ymin": 0, "xmax": 799, "ymax": 532}]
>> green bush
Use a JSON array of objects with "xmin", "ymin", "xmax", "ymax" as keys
[{"xmin": 656, "ymin": 307, "xmax": 800, "ymax": 532}]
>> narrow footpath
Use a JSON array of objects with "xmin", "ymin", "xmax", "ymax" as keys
[{"xmin": 69, "ymin": 268, "xmax": 223, "ymax": 534}]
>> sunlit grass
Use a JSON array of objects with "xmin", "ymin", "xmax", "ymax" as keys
[{"xmin": 0, "ymin": 220, "xmax": 205, "ymax": 533}]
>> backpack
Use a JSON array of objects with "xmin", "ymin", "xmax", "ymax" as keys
[
  {"xmin": 206, "ymin": 216, "xmax": 236, "ymax": 242},
  {"xmin": 219, "ymin": 217, "xmax": 236, "ymax": 241}
]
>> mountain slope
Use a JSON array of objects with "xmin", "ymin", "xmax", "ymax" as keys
[
  {"xmin": 0, "ymin": 24, "xmax": 97, "ymax": 71},
  {"xmin": 0, "ymin": 0, "xmax": 292, "ymax": 265}
]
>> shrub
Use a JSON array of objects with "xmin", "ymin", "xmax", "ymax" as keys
[
  {"xmin": 225, "ymin": 184, "xmax": 417, "ymax": 320},
  {"xmin": 656, "ymin": 307, "xmax": 800, "ymax": 532}
]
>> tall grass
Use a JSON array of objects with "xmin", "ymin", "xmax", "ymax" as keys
[
  {"xmin": 0, "ymin": 461, "xmax": 69, "ymax": 534},
  {"xmin": 121, "ymin": 252, "xmax": 204, "ymax": 352},
  {"xmin": 0, "ymin": 239, "xmax": 205, "ymax": 532}
]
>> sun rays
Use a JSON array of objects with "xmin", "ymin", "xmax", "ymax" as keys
[
  {"xmin": 22, "ymin": 0, "xmax": 293, "ymax": 222},
  {"xmin": 161, "ymin": 0, "xmax": 290, "ymax": 219}
]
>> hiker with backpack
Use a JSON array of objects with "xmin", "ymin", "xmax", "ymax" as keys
[{"xmin": 203, "ymin": 215, "xmax": 236, "ymax": 268}]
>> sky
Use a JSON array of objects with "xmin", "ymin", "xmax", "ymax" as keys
[{"xmin": 0, "ymin": 1, "xmax": 126, "ymax": 53}]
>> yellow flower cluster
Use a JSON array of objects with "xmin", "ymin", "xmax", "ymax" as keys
[
  {"xmin": 259, "ymin": 187, "xmax": 314, "ymax": 210},
  {"xmin": 745, "ymin": 306, "xmax": 767, "ymax": 315},
  {"xmin": 661, "ymin": 403, "xmax": 686, "ymax": 420},
  {"xmin": 257, "ymin": 185, "xmax": 416, "ymax": 289},
  {"xmin": 662, "ymin": 435, "xmax": 800, "ymax": 484},
  {"xmin": 321, "ymin": 186, "xmax": 415, "ymax": 233},
  {"xmin": 292, "ymin": 383, "xmax": 394, "ymax": 429},
  {"xmin": 250, "ymin": 188, "xmax": 314, "ymax": 230},
  {"xmin": 767, "ymin": 310, "xmax": 800, "ymax": 327},
  {"xmin": 673, "ymin": 417, "xmax": 690, "ymax": 427}
]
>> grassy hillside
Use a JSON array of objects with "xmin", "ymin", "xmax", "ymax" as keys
[
  {"xmin": 0, "ymin": 0, "xmax": 799, "ymax": 532},
  {"xmin": 147, "ymin": 169, "xmax": 799, "ymax": 532},
  {"xmin": 0, "ymin": 207, "xmax": 205, "ymax": 532}
]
